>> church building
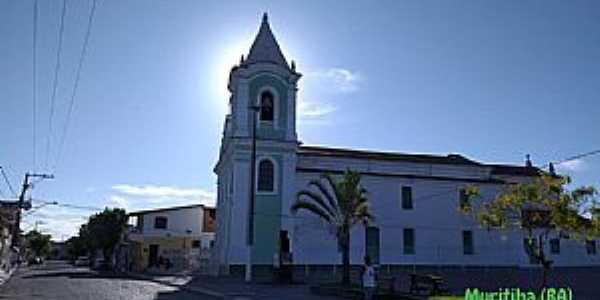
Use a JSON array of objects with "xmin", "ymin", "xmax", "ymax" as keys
[{"xmin": 212, "ymin": 14, "xmax": 599, "ymax": 279}]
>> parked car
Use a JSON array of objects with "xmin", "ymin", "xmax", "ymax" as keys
[
  {"xmin": 92, "ymin": 258, "xmax": 110, "ymax": 270},
  {"xmin": 74, "ymin": 256, "xmax": 89, "ymax": 267},
  {"xmin": 28, "ymin": 256, "xmax": 43, "ymax": 265}
]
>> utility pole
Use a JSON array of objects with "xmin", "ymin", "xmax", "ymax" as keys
[
  {"xmin": 11, "ymin": 172, "xmax": 53, "ymax": 248},
  {"xmin": 246, "ymin": 104, "xmax": 260, "ymax": 282}
]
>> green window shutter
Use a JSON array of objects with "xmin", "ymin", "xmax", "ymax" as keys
[
  {"xmin": 403, "ymin": 228, "xmax": 415, "ymax": 255},
  {"xmin": 365, "ymin": 226, "xmax": 380, "ymax": 264},
  {"xmin": 401, "ymin": 186, "xmax": 413, "ymax": 209},
  {"xmin": 550, "ymin": 239, "xmax": 560, "ymax": 254},
  {"xmin": 459, "ymin": 189, "xmax": 470, "ymax": 210},
  {"xmin": 462, "ymin": 230, "xmax": 474, "ymax": 255}
]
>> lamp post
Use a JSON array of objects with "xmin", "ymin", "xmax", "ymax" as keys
[{"xmin": 246, "ymin": 104, "xmax": 260, "ymax": 282}]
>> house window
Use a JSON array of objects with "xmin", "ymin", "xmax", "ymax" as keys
[
  {"xmin": 192, "ymin": 240, "xmax": 201, "ymax": 248},
  {"xmin": 586, "ymin": 240, "xmax": 597, "ymax": 255},
  {"xmin": 401, "ymin": 186, "xmax": 413, "ymax": 209},
  {"xmin": 463, "ymin": 230, "xmax": 474, "ymax": 255},
  {"xmin": 459, "ymin": 188, "xmax": 470, "ymax": 210},
  {"xmin": 154, "ymin": 216, "xmax": 168, "ymax": 229},
  {"xmin": 550, "ymin": 238, "xmax": 560, "ymax": 254},
  {"xmin": 259, "ymin": 91, "xmax": 274, "ymax": 121},
  {"xmin": 257, "ymin": 159, "xmax": 274, "ymax": 192},
  {"xmin": 403, "ymin": 228, "xmax": 415, "ymax": 255}
]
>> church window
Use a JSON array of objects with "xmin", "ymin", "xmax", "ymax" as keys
[
  {"xmin": 257, "ymin": 159, "xmax": 275, "ymax": 192},
  {"xmin": 260, "ymin": 91, "xmax": 274, "ymax": 121}
]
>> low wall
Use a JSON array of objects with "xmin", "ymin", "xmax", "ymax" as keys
[{"xmin": 226, "ymin": 264, "xmax": 600, "ymax": 298}]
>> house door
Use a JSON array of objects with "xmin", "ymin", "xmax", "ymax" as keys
[
  {"xmin": 148, "ymin": 244, "xmax": 159, "ymax": 267},
  {"xmin": 365, "ymin": 226, "xmax": 380, "ymax": 265}
]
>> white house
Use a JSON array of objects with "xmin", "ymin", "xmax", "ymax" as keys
[
  {"xmin": 127, "ymin": 204, "xmax": 215, "ymax": 272},
  {"xmin": 212, "ymin": 14, "xmax": 599, "ymax": 280}
]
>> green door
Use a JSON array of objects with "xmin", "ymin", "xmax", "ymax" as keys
[{"xmin": 365, "ymin": 226, "xmax": 380, "ymax": 264}]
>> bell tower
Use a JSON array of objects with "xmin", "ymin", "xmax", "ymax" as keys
[{"xmin": 213, "ymin": 13, "xmax": 301, "ymax": 276}]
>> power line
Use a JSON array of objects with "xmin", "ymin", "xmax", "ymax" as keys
[
  {"xmin": 32, "ymin": 199, "xmax": 103, "ymax": 211},
  {"xmin": 44, "ymin": 0, "xmax": 67, "ymax": 170},
  {"xmin": 0, "ymin": 167, "xmax": 17, "ymax": 197},
  {"xmin": 555, "ymin": 149, "xmax": 600, "ymax": 165},
  {"xmin": 53, "ymin": 0, "xmax": 98, "ymax": 172},
  {"xmin": 539, "ymin": 149, "xmax": 600, "ymax": 170},
  {"xmin": 32, "ymin": 0, "xmax": 38, "ymax": 172}
]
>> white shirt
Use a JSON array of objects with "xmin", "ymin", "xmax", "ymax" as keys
[{"xmin": 362, "ymin": 265, "xmax": 376, "ymax": 287}]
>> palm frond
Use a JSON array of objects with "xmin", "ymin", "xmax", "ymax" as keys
[
  {"xmin": 322, "ymin": 173, "xmax": 344, "ymax": 205},
  {"xmin": 291, "ymin": 200, "xmax": 332, "ymax": 223},
  {"xmin": 297, "ymin": 190, "xmax": 337, "ymax": 219},
  {"xmin": 308, "ymin": 179, "xmax": 339, "ymax": 215}
]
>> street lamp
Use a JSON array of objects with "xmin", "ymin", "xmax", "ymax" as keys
[{"xmin": 246, "ymin": 104, "xmax": 260, "ymax": 282}]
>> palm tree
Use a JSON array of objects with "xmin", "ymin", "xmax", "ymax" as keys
[{"xmin": 291, "ymin": 169, "xmax": 374, "ymax": 286}]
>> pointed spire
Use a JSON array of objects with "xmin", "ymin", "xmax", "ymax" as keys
[{"xmin": 244, "ymin": 13, "xmax": 290, "ymax": 69}]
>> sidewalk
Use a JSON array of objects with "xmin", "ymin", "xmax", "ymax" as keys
[
  {"xmin": 184, "ymin": 275, "xmax": 338, "ymax": 300},
  {"xmin": 126, "ymin": 271, "xmax": 339, "ymax": 300},
  {"xmin": 125, "ymin": 271, "xmax": 226, "ymax": 299},
  {"xmin": 0, "ymin": 264, "xmax": 17, "ymax": 286}
]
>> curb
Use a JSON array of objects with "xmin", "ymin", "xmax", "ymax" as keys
[{"xmin": 182, "ymin": 285, "xmax": 228, "ymax": 299}]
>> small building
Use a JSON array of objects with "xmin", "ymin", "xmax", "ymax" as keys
[
  {"xmin": 0, "ymin": 200, "xmax": 19, "ymax": 270},
  {"xmin": 126, "ymin": 204, "xmax": 215, "ymax": 273}
]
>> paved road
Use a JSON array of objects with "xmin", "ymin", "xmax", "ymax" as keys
[{"xmin": 0, "ymin": 261, "xmax": 215, "ymax": 300}]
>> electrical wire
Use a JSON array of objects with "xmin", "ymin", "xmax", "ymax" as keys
[
  {"xmin": 539, "ymin": 149, "xmax": 600, "ymax": 170},
  {"xmin": 53, "ymin": 0, "xmax": 98, "ymax": 173},
  {"xmin": 32, "ymin": 0, "xmax": 38, "ymax": 172},
  {"xmin": 32, "ymin": 199, "xmax": 103, "ymax": 211},
  {"xmin": 0, "ymin": 167, "xmax": 17, "ymax": 197},
  {"xmin": 44, "ymin": 0, "xmax": 67, "ymax": 170}
]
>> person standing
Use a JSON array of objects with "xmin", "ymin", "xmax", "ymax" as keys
[{"xmin": 361, "ymin": 256, "xmax": 377, "ymax": 300}]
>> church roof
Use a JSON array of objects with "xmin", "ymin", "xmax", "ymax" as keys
[
  {"xmin": 298, "ymin": 145, "xmax": 541, "ymax": 177},
  {"xmin": 243, "ymin": 13, "xmax": 290, "ymax": 69},
  {"xmin": 298, "ymin": 146, "xmax": 481, "ymax": 166}
]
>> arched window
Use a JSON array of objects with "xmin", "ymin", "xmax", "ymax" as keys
[
  {"xmin": 257, "ymin": 159, "xmax": 275, "ymax": 192},
  {"xmin": 259, "ymin": 91, "xmax": 274, "ymax": 121}
]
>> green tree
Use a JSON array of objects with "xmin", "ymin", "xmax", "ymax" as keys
[
  {"xmin": 83, "ymin": 208, "xmax": 128, "ymax": 265},
  {"xmin": 463, "ymin": 175, "xmax": 598, "ymax": 288},
  {"xmin": 291, "ymin": 170, "xmax": 374, "ymax": 285},
  {"xmin": 65, "ymin": 235, "xmax": 87, "ymax": 261},
  {"xmin": 25, "ymin": 230, "xmax": 51, "ymax": 257}
]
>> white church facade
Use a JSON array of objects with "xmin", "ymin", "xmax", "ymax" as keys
[{"xmin": 212, "ymin": 14, "xmax": 599, "ymax": 278}]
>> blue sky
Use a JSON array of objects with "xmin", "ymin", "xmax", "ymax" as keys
[{"xmin": 1, "ymin": 0, "xmax": 599, "ymax": 239}]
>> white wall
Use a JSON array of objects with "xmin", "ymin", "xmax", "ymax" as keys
[
  {"xmin": 140, "ymin": 207, "xmax": 204, "ymax": 237},
  {"xmin": 290, "ymin": 156, "xmax": 600, "ymax": 267}
]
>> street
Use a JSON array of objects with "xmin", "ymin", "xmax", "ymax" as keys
[{"xmin": 0, "ymin": 261, "xmax": 215, "ymax": 300}]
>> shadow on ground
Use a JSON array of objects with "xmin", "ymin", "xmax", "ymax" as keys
[{"xmin": 22, "ymin": 270, "xmax": 149, "ymax": 283}]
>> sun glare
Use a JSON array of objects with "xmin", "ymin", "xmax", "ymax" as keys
[{"xmin": 210, "ymin": 36, "xmax": 254, "ymax": 113}]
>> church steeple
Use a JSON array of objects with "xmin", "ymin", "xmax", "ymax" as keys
[{"xmin": 243, "ymin": 13, "xmax": 290, "ymax": 69}]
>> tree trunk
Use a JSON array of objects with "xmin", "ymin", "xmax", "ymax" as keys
[
  {"xmin": 537, "ymin": 234, "xmax": 552, "ymax": 291},
  {"xmin": 341, "ymin": 230, "xmax": 351, "ymax": 286},
  {"xmin": 541, "ymin": 264, "xmax": 550, "ymax": 289}
]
